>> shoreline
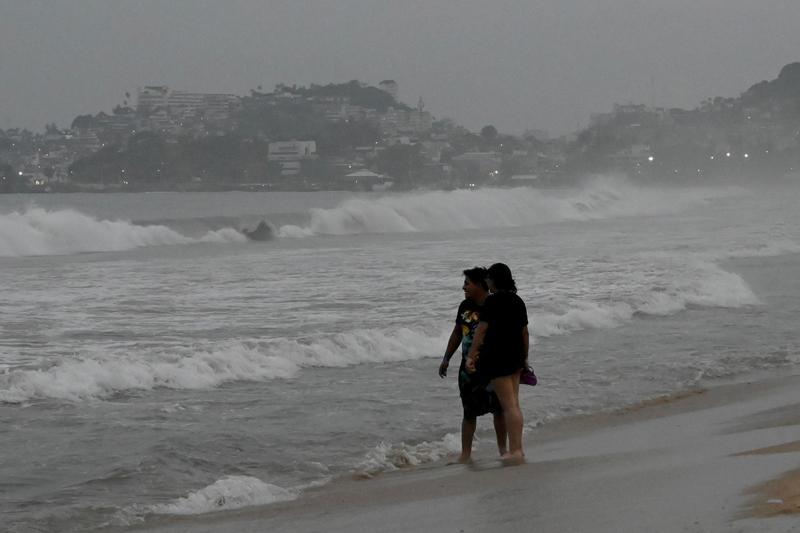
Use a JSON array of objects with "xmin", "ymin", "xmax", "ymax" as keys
[{"xmin": 119, "ymin": 370, "xmax": 800, "ymax": 533}]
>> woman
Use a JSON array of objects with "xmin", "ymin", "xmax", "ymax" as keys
[{"xmin": 466, "ymin": 263, "xmax": 529, "ymax": 464}]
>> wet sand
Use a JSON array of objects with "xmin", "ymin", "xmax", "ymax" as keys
[{"xmin": 125, "ymin": 372, "xmax": 800, "ymax": 533}]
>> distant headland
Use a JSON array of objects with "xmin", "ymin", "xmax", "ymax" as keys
[{"xmin": 3, "ymin": 64, "xmax": 800, "ymax": 193}]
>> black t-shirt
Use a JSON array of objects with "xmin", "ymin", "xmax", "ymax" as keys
[
  {"xmin": 480, "ymin": 291, "xmax": 528, "ymax": 362},
  {"xmin": 455, "ymin": 299, "xmax": 482, "ymax": 359}
]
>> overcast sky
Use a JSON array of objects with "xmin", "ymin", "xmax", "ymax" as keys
[{"xmin": 1, "ymin": 0, "xmax": 799, "ymax": 135}]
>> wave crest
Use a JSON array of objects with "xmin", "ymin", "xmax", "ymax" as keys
[
  {"xmin": 0, "ymin": 328, "xmax": 446, "ymax": 403},
  {"xmin": 355, "ymin": 433, "xmax": 461, "ymax": 477},
  {"xmin": 147, "ymin": 476, "xmax": 296, "ymax": 515},
  {"xmin": 0, "ymin": 207, "xmax": 245, "ymax": 257},
  {"xmin": 278, "ymin": 176, "xmax": 742, "ymax": 237},
  {"xmin": 533, "ymin": 260, "xmax": 759, "ymax": 337}
]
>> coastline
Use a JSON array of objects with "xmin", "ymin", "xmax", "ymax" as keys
[{"xmin": 120, "ymin": 370, "xmax": 800, "ymax": 533}]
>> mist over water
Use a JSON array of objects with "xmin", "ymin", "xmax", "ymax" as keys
[{"xmin": 2, "ymin": 177, "xmax": 800, "ymax": 531}]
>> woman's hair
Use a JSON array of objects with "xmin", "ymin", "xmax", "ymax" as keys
[
  {"xmin": 462, "ymin": 267, "xmax": 488, "ymax": 291},
  {"xmin": 487, "ymin": 263, "xmax": 517, "ymax": 293}
]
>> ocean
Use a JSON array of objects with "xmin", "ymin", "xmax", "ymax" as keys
[{"xmin": 2, "ymin": 176, "xmax": 799, "ymax": 532}]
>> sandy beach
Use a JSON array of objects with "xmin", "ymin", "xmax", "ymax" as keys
[{"xmin": 119, "ymin": 370, "xmax": 800, "ymax": 533}]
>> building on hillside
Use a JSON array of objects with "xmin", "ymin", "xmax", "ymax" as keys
[
  {"xmin": 420, "ymin": 139, "xmax": 449, "ymax": 162},
  {"xmin": 137, "ymin": 87, "xmax": 239, "ymax": 126},
  {"xmin": 407, "ymin": 98, "xmax": 433, "ymax": 134},
  {"xmin": 137, "ymin": 86, "xmax": 170, "ymax": 115},
  {"xmin": 71, "ymin": 129, "xmax": 102, "ymax": 155},
  {"xmin": 614, "ymin": 103, "xmax": 649, "ymax": 115},
  {"xmin": 268, "ymin": 141, "xmax": 317, "ymax": 176},
  {"xmin": 340, "ymin": 169, "xmax": 393, "ymax": 191},
  {"xmin": 167, "ymin": 91, "xmax": 205, "ymax": 119},
  {"xmin": 450, "ymin": 151, "xmax": 502, "ymax": 177},
  {"xmin": 267, "ymin": 141, "xmax": 317, "ymax": 161},
  {"xmin": 380, "ymin": 102, "xmax": 432, "ymax": 136},
  {"xmin": 167, "ymin": 91, "xmax": 240, "ymax": 122},
  {"xmin": 202, "ymin": 93, "xmax": 240, "ymax": 122},
  {"xmin": 94, "ymin": 111, "xmax": 136, "ymax": 141},
  {"xmin": 608, "ymin": 143, "xmax": 652, "ymax": 168},
  {"xmin": 143, "ymin": 108, "xmax": 173, "ymax": 132}
]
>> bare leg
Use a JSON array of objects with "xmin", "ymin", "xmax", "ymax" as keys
[
  {"xmin": 492, "ymin": 373, "xmax": 524, "ymax": 464},
  {"xmin": 459, "ymin": 417, "xmax": 477, "ymax": 463},
  {"xmin": 493, "ymin": 413, "xmax": 508, "ymax": 455}
]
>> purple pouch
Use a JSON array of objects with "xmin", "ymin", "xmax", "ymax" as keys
[{"xmin": 520, "ymin": 367, "xmax": 538, "ymax": 386}]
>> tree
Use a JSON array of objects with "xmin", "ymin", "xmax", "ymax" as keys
[
  {"xmin": 480, "ymin": 125, "xmax": 498, "ymax": 143},
  {"xmin": 432, "ymin": 118, "xmax": 457, "ymax": 134},
  {"xmin": 71, "ymin": 114, "xmax": 96, "ymax": 130},
  {"xmin": 377, "ymin": 144, "xmax": 425, "ymax": 183},
  {"xmin": 0, "ymin": 162, "xmax": 22, "ymax": 193}
]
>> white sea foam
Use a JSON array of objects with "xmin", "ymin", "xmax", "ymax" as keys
[
  {"xmin": 534, "ymin": 302, "xmax": 635, "ymax": 337},
  {"xmin": 277, "ymin": 176, "xmax": 742, "ymax": 237},
  {"xmin": 0, "ymin": 254, "xmax": 761, "ymax": 402},
  {"xmin": 0, "ymin": 207, "xmax": 245, "ymax": 257},
  {"xmin": 532, "ymin": 260, "xmax": 759, "ymax": 337},
  {"xmin": 275, "ymin": 224, "xmax": 314, "ymax": 238},
  {"xmin": 147, "ymin": 476, "xmax": 296, "ymax": 515},
  {"xmin": 198, "ymin": 227, "xmax": 248, "ymax": 243},
  {"xmin": 355, "ymin": 433, "xmax": 462, "ymax": 477},
  {"xmin": 0, "ymin": 328, "xmax": 447, "ymax": 402}
]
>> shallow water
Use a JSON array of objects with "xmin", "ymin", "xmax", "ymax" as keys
[{"xmin": 2, "ymin": 176, "xmax": 799, "ymax": 531}]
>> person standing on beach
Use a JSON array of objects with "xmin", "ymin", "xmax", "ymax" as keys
[
  {"xmin": 466, "ymin": 263, "xmax": 529, "ymax": 465},
  {"xmin": 439, "ymin": 267, "xmax": 507, "ymax": 463}
]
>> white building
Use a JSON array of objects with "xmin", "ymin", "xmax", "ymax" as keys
[
  {"xmin": 268, "ymin": 141, "xmax": 317, "ymax": 176},
  {"xmin": 138, "ymin": 87, "xmax": 239, "ymax": 123},
  {"xmin": 167, "ymin": 91, "xmax": 205, "ymax": 119},
  {"xmin": 137, "ymin": 86, "xmax": 169, "ymax": 114},
  {"xmin": 267, "ymin": 141, "xmax": 317, "ymax": 161}
]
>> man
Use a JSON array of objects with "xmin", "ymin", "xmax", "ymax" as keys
[{"xmin": 439, "ymin": 267, "xmax": 506, "ymax": 463}]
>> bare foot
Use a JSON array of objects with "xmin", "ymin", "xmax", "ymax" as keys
[
  {"xmin": 457, "ymin": 454, "xmax": 473, "ymax": 464},
  {"xmin": 500, "ymin": 452, "xmax": 525, "ymax": 466},
  {"xmin": 498, "ymin": 448, "xmax": 508, "ymax": 457}
]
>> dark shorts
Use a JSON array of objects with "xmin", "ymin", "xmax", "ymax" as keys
[
  {"xmin": 478, "ymin": 351, "xmax": 526, "ymax": 381},
  {"xmin": 458, "ymin": 360, "xmax": 503, "ymax": 419}
]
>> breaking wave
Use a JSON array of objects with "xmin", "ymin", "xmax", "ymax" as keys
[
  {"xmin": 0, "ymin": 207, "xmax": 245, "ymax": 257},
  {"xmin": 278, "ymin": 176, "xmax": 743, "ymax": 237},
  {"xmin": 533, "ymin": 259, "xmax": 759, "ymax": 337},
  {"xmin": 0, "ymin": 251, "xmax": 767, "ymax": 403},
  {"xmin": 0, "ymin": 328, "xmax": 447, "ymax": 403},
  {"xmin": 1, "ymin": 178, "xmax": 747, "ymax": 253},
  {"xmin": 354, "ymin": 433, "xmax": 462, "ymax": 477},
  {"xmin": 146, "ymin": 476, "xmax": 297, "ymax": 515}
]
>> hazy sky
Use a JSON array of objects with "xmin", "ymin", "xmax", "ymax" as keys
[{"xmin": 1, "ymin": 0, "xmax": 799, "ymax": 135}]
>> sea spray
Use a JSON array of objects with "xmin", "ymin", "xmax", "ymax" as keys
[{"xmin": 277, "ymin": 176, "xmax": 745, "ymax": 237}]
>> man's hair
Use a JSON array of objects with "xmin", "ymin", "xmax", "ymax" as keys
[
  {"xmin": 463, "ymin": 267, "xmax": 488, "ymax": 291},
  {"xmin": 487, "ymin": 262, "xmax": 517, "ymax": 293}
]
